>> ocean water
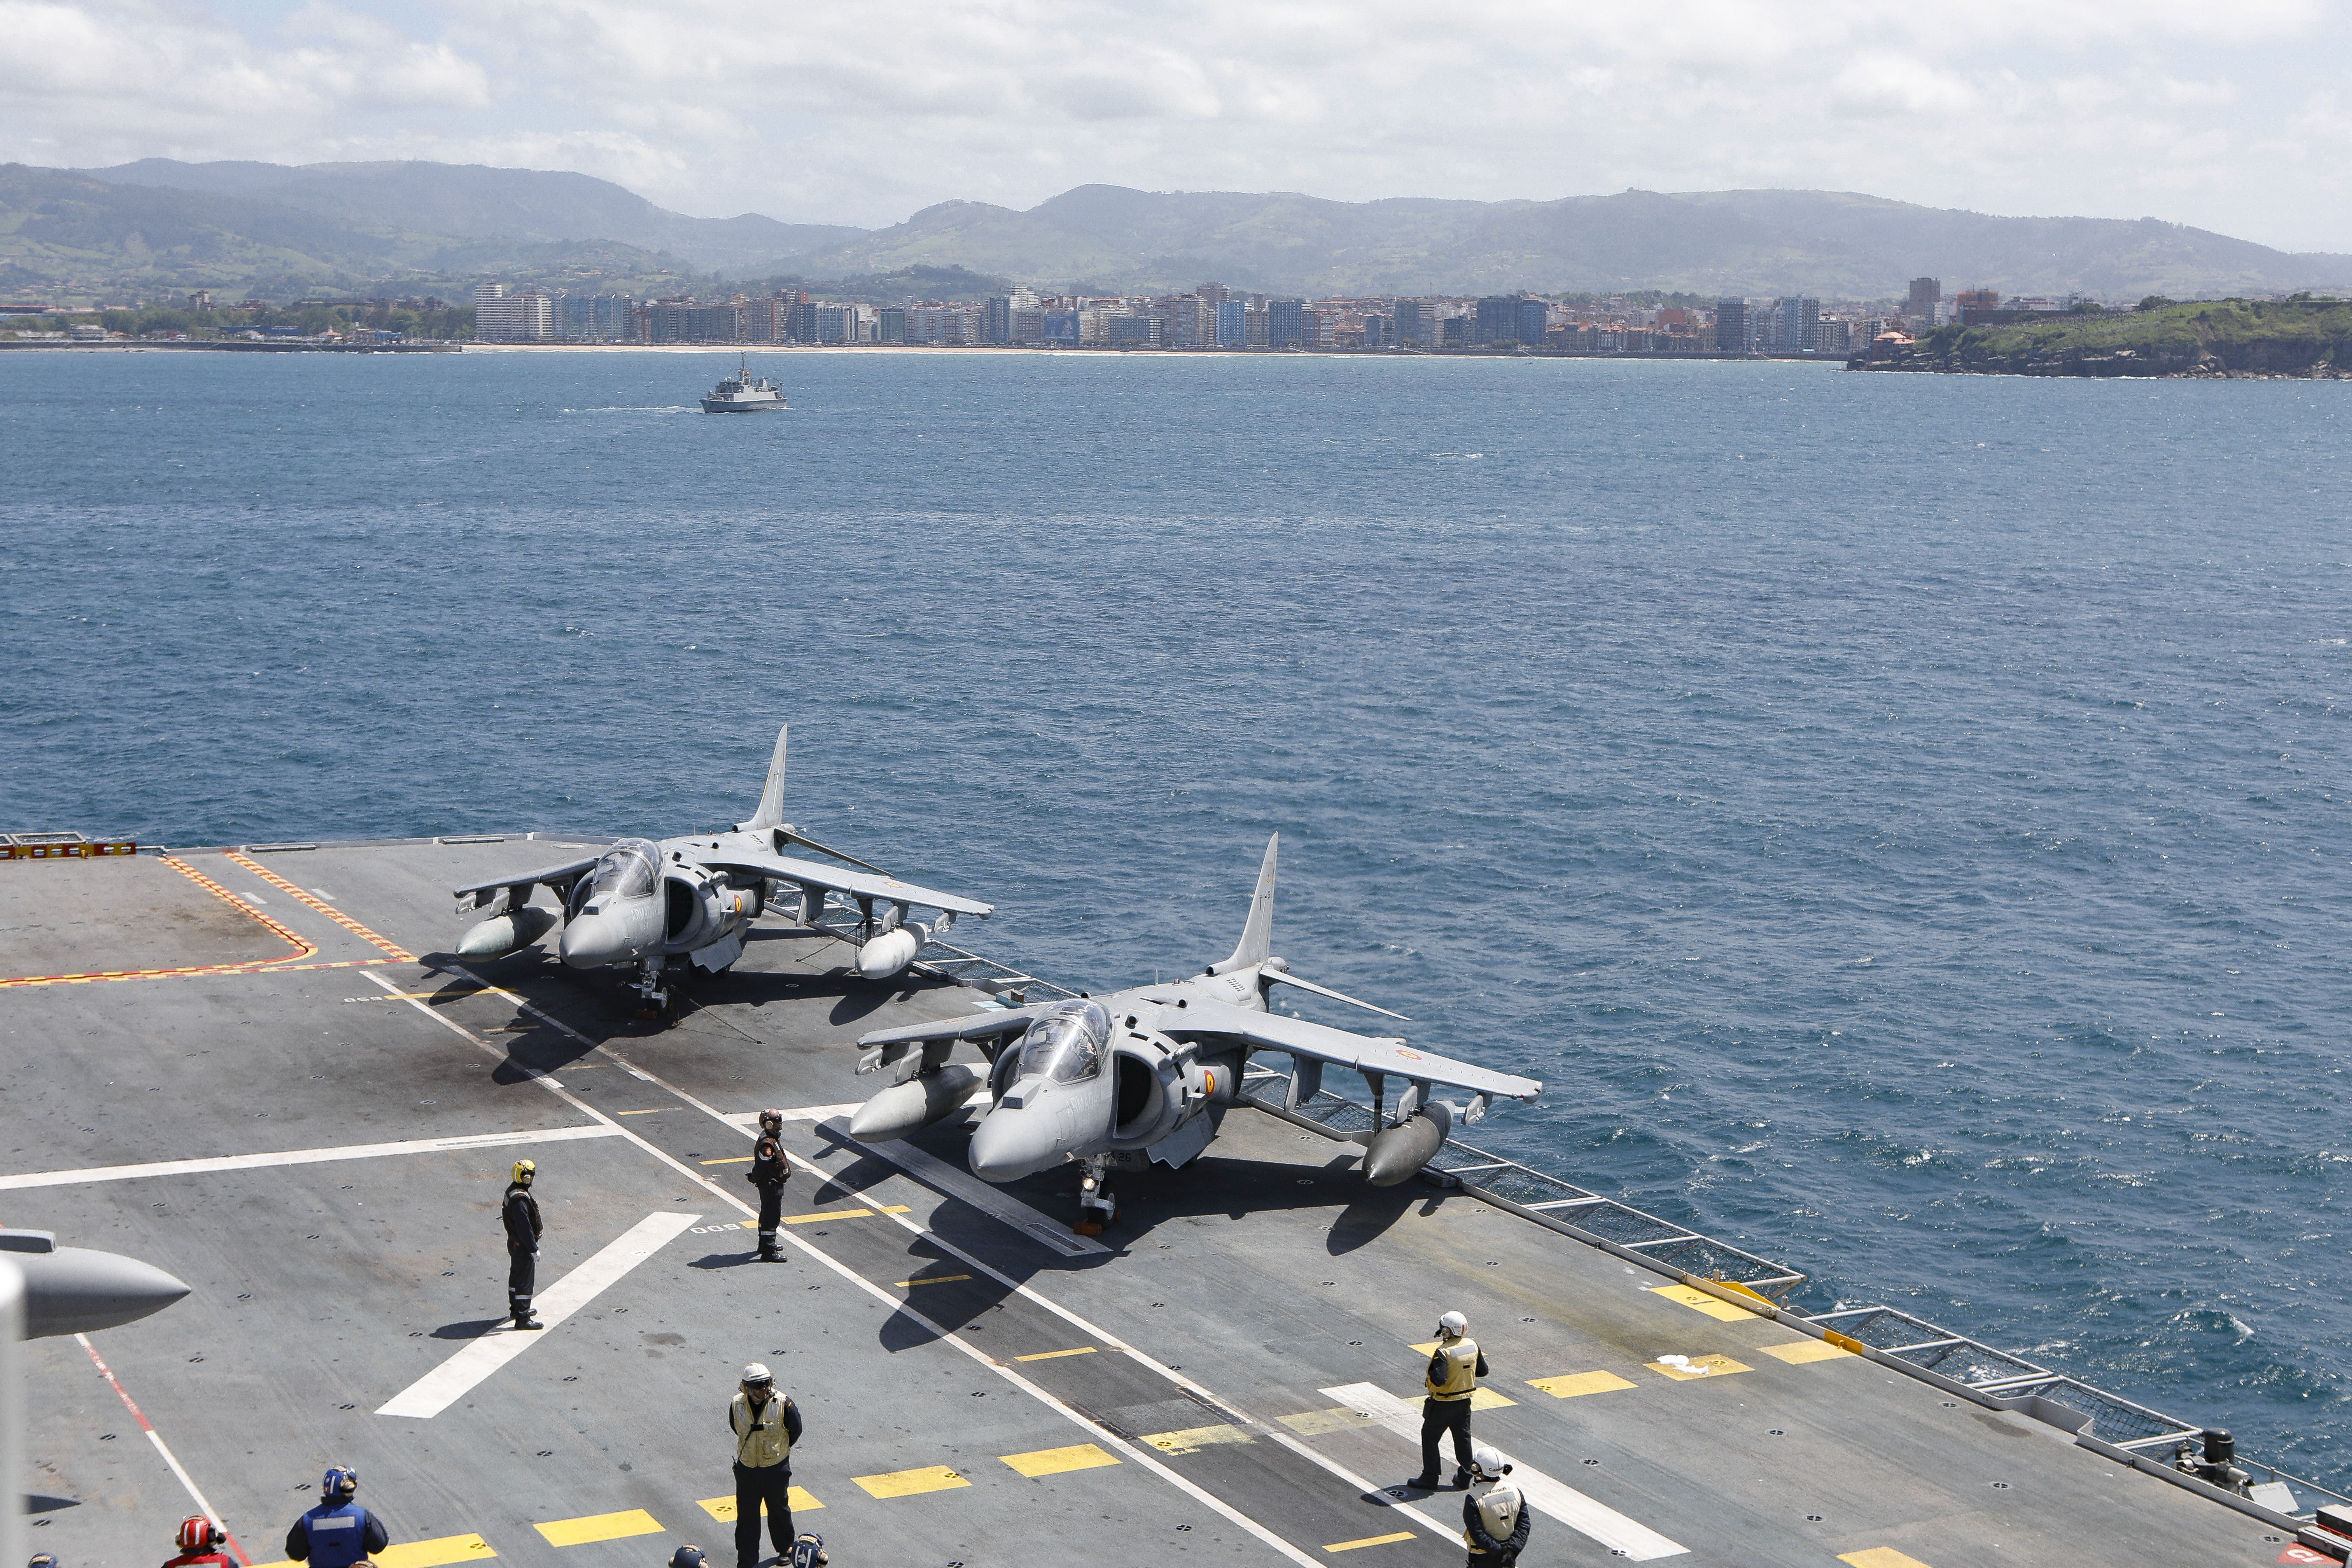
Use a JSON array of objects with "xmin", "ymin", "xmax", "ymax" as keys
[{"xmin": 4, "ymin": 347, "xmax": 2349, "ymax": 1476}]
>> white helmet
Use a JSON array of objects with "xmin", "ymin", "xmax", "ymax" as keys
[
  {"xmin": 1437, "ymin": 1310, "xmax": 1468, "ymax": 1337},
  {"xmin": 1470, "ymin": 1444, "xmax": 1510, "ymax": 1481},
  {"xmin": 740, "ymin": 1363, "xmax": 772, "ymax": 1386}
]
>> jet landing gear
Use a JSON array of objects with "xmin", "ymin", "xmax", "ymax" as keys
[
  {"xmin": 1075, "ymin": 1158, "xmax": 1117, "ymax": 1237},
  {"xmin": 632, "ymin": 957, "xmax": 672, "ymax": 1018}
]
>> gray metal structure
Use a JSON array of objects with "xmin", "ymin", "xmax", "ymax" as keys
[
  {"xmin": 1, "ymin": 833, "xmax": 2339, "ymax": 1568},
  {"xmin": 449, "ymin": 726, "xmax": 991, "ymax": 1009},
  {"xmin": 847, "ymin": 835, "xmax": 1540, "ymax": 1230}
]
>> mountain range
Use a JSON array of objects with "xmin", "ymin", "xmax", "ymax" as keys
[{"xmin": 4, "ymin": 157, "xmax": 2347, "ymax": 303}]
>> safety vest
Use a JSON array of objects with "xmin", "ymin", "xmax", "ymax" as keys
[
  {"xmin": 1427, "ymin": 1336, "xmax": 1480, "ymax": 1401},
  {"xmin": 300, "ymin": 1503, "xmax": 370, "ymax": 1568},
  {"xmin": 733, "ymin": 1391, "xmax": 792, "ymax": 1468},
  {"xmin": 1464, "ymin": 1482, "xmax": 1524, "ymax": 1554}
]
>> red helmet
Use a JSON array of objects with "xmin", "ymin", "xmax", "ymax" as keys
[{"xmin": 177, "ymin": 1516, "xmax": 223, "ymax": 1552}]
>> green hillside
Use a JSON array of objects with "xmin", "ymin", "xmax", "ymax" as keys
[{"xmin": 1865, "ymin": 299, "xmax": 2352, "ymax": 376}]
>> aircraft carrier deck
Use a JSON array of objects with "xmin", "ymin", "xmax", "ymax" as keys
[{"xmin": 1, "ymin": 836, "xmax": 2337, "ymax": 1568}]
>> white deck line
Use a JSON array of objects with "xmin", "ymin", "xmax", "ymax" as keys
[
  {"xmin": 0, "ymin": 1124, "xmax": 623, "ymax": 1190},
  {"xmin": 377, "ymin": 1209, "xmax": 699, "ymax": 1418},
  {"xmin": 1319, "ymin": 1381, "xmax": 1689, "ymax": 1561},
  {"xmin": 814, "ymin": 1115, "xmax": 1110, "ymax": 1259}
]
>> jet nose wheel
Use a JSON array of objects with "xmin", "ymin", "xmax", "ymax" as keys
[
  {"xmin": 632, "ymin": 958, "xmax": 673, "ymax": 1019},
  {"xmin": 1075, "ymin": 1160, "xmax": 1116, "ymax": 1237}
]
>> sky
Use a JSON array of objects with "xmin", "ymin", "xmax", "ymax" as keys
[{"xmin": 7, "ymin": 0, "xmax": 2352, "ymax": 252}]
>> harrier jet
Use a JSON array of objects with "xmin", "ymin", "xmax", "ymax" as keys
[
  {"xmin": 848, "ymin": 835, "xmax": 1539, "ymax": 1231},
  {"xmin": 450, "ymin": 726, "xmax": 992, "ymax": 1010}
]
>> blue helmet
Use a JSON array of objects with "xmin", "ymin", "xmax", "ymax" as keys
[{"xmin": 321, "ymin": 1467, "xmax": 358, "ymax": 1501}]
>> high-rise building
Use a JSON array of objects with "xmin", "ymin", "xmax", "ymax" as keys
[
  {"xmin": 789, "ymin": 302, "xmax": 819, "ymax": 342},
  {"xmin": 1771, "ymin": 296, "xmax": 1820, "ymax": 352},
  {"xmin": 1714, "ymin": 299, "xmax": 1748, "ymax": 352},
  {"xmin": 1043, "ymin": 310, "xmax": 1080, "ymax": 344},
  {"xmin": 1012, "ymin": 308, "xmax": 1045, "ymax": 345},
  {"xmin": 472, "ymin": 282, "xmax": 553, "ymax": 343},
  {"xmin": 1474, "ymin": 296, "xmax": 1518, "ymax": 345},
  {"xmin": 1517, "ymin": 297, "xmax": 1549, "ymax": 346},
  {"xmin": 1906, "ymin": 278, "xmax": 1940, "ymax": 320},
  {"xmin": 1267, "ymin": 299, "xmax": 1305, "ymax": 346},
  {"xmin": 1362, "ymin": 314, "xmax": 1393, "ymax": 347},
  {"xmin": 984, "ymin": 296, "xmax": 1012, "ymax": 344},
  {"xmin": 1107, "ymin": 315, "xmax": 1162, "ymax": 345},
  {"xmin": 1214, "ymin": 299, "xmax": 1246, "ymax": 346},
  {"xmin": 1394, "ymin": 300, "xmax": 1430, "ymax": 346},
  {"xmin": 878, "ymin": 307, "xmax": 906, "ymax": 344},
  {"xmin": 1198, "ymin": 281, "xmax": 1230, "ymax": 304}
]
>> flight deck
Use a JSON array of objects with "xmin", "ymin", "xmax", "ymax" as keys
[{"xmin": 0, "ymin": 837, "xmax": 2332, "ymax": 1568}]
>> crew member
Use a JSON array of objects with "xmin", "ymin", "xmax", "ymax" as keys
[
  {"xmin": 164, "ymin": 1517, "xmax": 236, "ymax": 1568},
  {"xmin": 1461, "ymin": 1446, "xmax": 1528, "ymax": 1567},
  {"xmin": 748, "ymin": 1111, "xmax": 791, "ymax": 1262},
  {"xmin": 286, "ymin": 1467, "xmax": 388, "ymax": 1568},
  {"xmin": 1413, "ymin": 1310, "xmax": 1488, "ymax": 1490},
  {"xmin": 504, "ymin": 1160, "xmax": 543, "ymax": 1330},
  {"xmin": 729, "ymin": 1363, "xmax": 803, "ymax": 1568}
]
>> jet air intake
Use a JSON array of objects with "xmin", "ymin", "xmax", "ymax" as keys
[{"xmin": 1363, "ymin": 1097, "xmax": 1452, "ymax": 1187}]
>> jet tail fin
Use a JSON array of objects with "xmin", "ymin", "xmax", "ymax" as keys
[
  {"xmin": 738, "ymin": 724, "xmax": 789, "ymax": 831},
  {"xmin": 1210, "ymin": 833, "xmax": 1278, "ymax": 975}
]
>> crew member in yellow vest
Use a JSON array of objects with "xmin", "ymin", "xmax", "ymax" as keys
[
  {"xmin": 1412, "ymin": 1310, "xmax": 1488, "ymax": 1490},
  {"xmin": 728, "ymin": 1363, "xmax": 803, "ymax": 1568},
  {"xmin": 1461, "ymin": 1445, "xmax": 1529, "ymax": 1566}
]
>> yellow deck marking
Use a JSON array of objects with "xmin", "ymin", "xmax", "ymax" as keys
[
  {"xmin": 1324, "ymin": 1533, "xmax": 1416, "ymax": 1553},
  {"xmin": 1648, "ymin": 1284, "xmax": 1757, "ymax": 1321},
  {"xmin": 1644, "ymin": 1353, "xmax": 1751, "ymax": 1381},
  {"xmin": 1001, "ymin": 1442, "xmax": 1120, "ymax": 1478},
  {"xmin": 896, "ymin": 1273, "xmax": 972, "ymax": 1287},
  {"xmin": 1142, "ymin": 1423, "xmax": 1253, "ymax": 1455},
  {"xmin": 1760, "ymin": 1338, "xmax": 1857, "ymax": 1364},
  {"xmin": 534, "ymin": 1510, "xmax": 663, "ymax": 1547},
  {"xmin": 251, "ymin": 1538, "xmax": 495, "ymax": 1568},
  {"xmin": 697, "ymin": 1489, "xmax": 822, "ymax": 1519},
  {"xmin": 1278, "ymin": 1407, "xmax": 1378, "ymax": 1436},
  {"xmin": 1527, "ymin": 1371, "xmax": 1638, "ymax": 1398},
  {"xmin": 1468, "ymin": 1387, "xmax": 1515, "ymax": 1409},
  {"xmin": 782, "ymin": 1205, "xmax": 909, "ymax": 1223},
  {"xmin": 228, "ymin": 850, "xmax": 415, "ymax": 959},
  {"xmin": 617, "ymin": 1108, "xmax": 666, "ymax": 1115},
  {"xmin": 701, "ymin": 1156, "xmax": 754, "ymax": 1164},
  {"xmin": 1839, "ymin": 1551, "xmax": 1935, "ymax": 1568},
  {"xmin": 1014, "ymin": 1346, "xmax": 1097, "ymax": 1361},
  {"xmin": 377, "ymin": 1536, "xmax": 498, "ymax": 1568},
  {"xmin": 1407, "ymin": 1339, "xmax": 1443, "ymax": 1355},
  {"xmin": 853, "ymin": 1465, "xmax": 969, "ymax": 1498}
]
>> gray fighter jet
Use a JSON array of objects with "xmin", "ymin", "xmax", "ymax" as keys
[
  {"xmin": 848, "ymin": 835, "xmax": 1540, "ymax": 1231},
  {"xmin": 0, "ymin": 1231, "xmax": 190, "ymax": 1336},
  {"xmin": 450, "ymin": 726, "xmax": 993, "ymax": 1010}
]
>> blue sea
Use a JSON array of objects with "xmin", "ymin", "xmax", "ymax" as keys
[{"xmin": 4, "ymin": 346, "xmax": 2348, "ymax": 1477}]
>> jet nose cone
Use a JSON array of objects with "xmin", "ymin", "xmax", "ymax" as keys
[
  {"xmin": 968, "ymin": 1104, "xmax": 1062, "ymax": 1185},
  {"xmin": 559, "ymin": 912, "xmax": 626, "ymax": 969},
  {"xmin": 20, "ymin": 1248, "xmax": 192, "ymax": 1338}
]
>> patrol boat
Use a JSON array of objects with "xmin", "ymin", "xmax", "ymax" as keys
[
  {"xmin": 700, "ymin": 356, "xmax": 788, "ymax": 413},
  {"xmin": 7, "ymin": 832, "xmax": 2351, "ymax": 1568}
]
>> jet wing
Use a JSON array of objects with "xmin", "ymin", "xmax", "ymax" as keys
[
  {"xmin": 695, "ymin": 850, "xmax": 994, "ymax": 918},
  {"xmin": 1161, "ymin": 999, "xmax": 1542, "ymax": 1101},
  {"xmin": 855, "ymin": 1004, "xmax": 1050, "ymax": 1051},
  {"xmin": 451, "ymin": 855, "xmax": 601, "ymax": 909}
]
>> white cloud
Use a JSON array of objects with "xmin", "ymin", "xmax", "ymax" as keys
[{"xmin": 5, "ymin": 0, "xmax": 2352, "ymax": 251}]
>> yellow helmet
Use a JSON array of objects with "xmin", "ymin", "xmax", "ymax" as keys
[{"xmin": 511, "ymin": 1160, "xmax": 536, "ymax": 1184}]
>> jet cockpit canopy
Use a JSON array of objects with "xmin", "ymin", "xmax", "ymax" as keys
[
  {"xmin": 589, "ymin": 839, "xmax": 660, "ymax": 901},
  {"xmin": 1015, "ymin": 1000, "xmax": 1111, "ymax": 1083}
]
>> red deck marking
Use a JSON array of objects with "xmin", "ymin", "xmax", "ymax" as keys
[
  {"xmin": 227, "ymin": 851, "xmax": 415, "ymax": 960},
  {"xmin": 78, "ymin": 1334, "xmax": 252, "ymax": 1565}
]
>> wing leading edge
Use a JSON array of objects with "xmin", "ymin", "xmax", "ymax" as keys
[
  {"xmin": 1163, "ymin": 998, "xmax": 1541, "ymax": 1101},
  {"xmin": 695, "ymin": 850, "xmax": 994, "ymax": 918}
]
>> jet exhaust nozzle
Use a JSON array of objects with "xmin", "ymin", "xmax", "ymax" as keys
[
  {"xmin": 1363, "ymin": 1100, "xmax": 1453, "ymax": 1188},
  {"xmin": 855, "ymin": 927, "xmax": 923, "ymax": 980},
  {"xmin": 456, "ymin": 905, "xmax": 559, "ymax": 959},
  {"xmin": 849, "ymin": 1064, "xmax": 984, "ymax": 1143}
]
